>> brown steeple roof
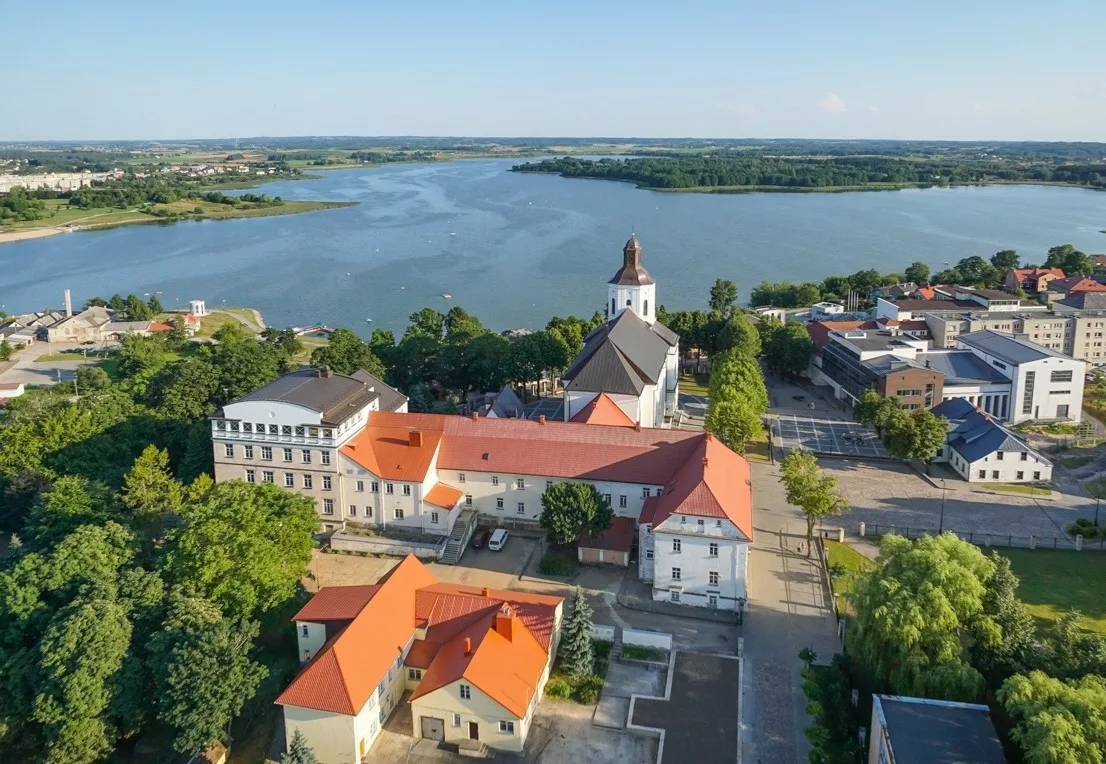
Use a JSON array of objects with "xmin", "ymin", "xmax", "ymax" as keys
[{"xmin": 609, "ymin": 234, "xmax": 655, "ymax": 286}]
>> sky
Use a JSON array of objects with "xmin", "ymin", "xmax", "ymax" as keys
[{"xmin": 3, "ymin": 0, "xmax": 1105, "ymax": 142}]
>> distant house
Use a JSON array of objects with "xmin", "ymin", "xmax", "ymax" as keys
[
  {"xmin": 1046, "ymin": 275, "xmax": 1106, "ymax": 298},
  {"xmin": 46, "ymin": 306, "xmax": 114, "ymax": 343},
  {"xmin": 466, "ymin": 384, "xmax": 525, "ymax": 418},
  {"xmin": 810, "ymin": 302, "xmax": 845, "ymax": 320},
  {"xmin": 869, "ymin": 694, "xmax": 1007, "ymax": 764},
  {"xmin": 931, "ymin": 398, "xmax": 1052, "ymax": 483},
  {"xmin": 0, "ymin": 382, "xmax": 26, "ymax": 410},
  {"xmin": 869, "ymin": 282, "xmax": 918, "ymax": 301},
  {"xmin": 1005, "ymin": 267, "xmax": 1064, "ymax": 294}
]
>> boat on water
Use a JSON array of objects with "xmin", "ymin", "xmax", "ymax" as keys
[{"xmin": 441, "ymin": 293, "xmax": 452, "ymax": 300}]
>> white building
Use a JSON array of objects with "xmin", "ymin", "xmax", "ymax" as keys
[
  {"xmin": 931, "ymin": 398, "xmax": 1053, "ymax": 484},
  {"xmin": 954, "ymin": 330, "xmax": 1085, "ymax": 424},
  {"xmin": 810, "ymin": 302, "xmax": 845, "ymax": 320},
  {"xmin": 561, "ymin": 235, "xmax": 679, "ymax": 427}
]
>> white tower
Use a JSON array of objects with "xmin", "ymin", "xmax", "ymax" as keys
[{"xmin": 607, "ymin": 234, "xmax": 656, "ymax": 325}]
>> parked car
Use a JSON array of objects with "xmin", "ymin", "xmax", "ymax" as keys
[
  {"xmin": 470, "ymin": 528, "xmax": 491, "ymax": 549},
  {"xmin": 488, "ymin": 528, "xmax": 509, "ymax": 551}
]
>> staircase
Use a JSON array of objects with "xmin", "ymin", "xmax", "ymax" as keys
[
  {"xmin": 611, "ymin": 626, "xmax": 624, "ymax": 662},
  {"xmin": 440, "ymin": 509, "xmax": 477, "ymax": 565}
]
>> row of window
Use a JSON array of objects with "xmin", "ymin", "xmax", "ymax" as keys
[
  {"xmin": 993, "ymin": 452, "xmax": 1030, "ymax": 462},
  {"xmin": 246, "ymin": 469, "xmax": 334, "ymax": 490},
  {"xmin": 226, "ymin": 444, "xmax": 330, "ymax": 464},
  {"xmin": 980, "ymin": 470, "xmax": 1041, "ymax": 480},
  {"xmin": 671, "ymin": 539, "xmax": 720, "ymax": 556},
  {"xmin": 216, "ymin": 420, "xmax": 334, "ymax": 438},
  {"xmin": 456, "ymin": 472, "xmax": 662, "ymax": 501},
  {"xmin": 669, "ymin": 568, "xmax": 720, "ymax": 585}
]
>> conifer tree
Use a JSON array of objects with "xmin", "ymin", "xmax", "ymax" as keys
[
  {"xmin": 557, "ymin": 586, "xmax": 594, "ymax": 678},
  {"xmin": 282, "ymin": 729, "xmax": 317, "ymax": 764}
]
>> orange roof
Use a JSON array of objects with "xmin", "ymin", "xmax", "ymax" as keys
[
  {"xmin": 1011, "ymin": 267, "xmax": 1064, "ymax": 280},
  {"xmin": 424, "ymin": 483, "xmax": 464, "ymax": 509},
  {"xmin": 147, "ymin": 321, "xmax": 173, "ymax": 332},
  {"xmin": 570, "ymin": 393, "xmax": 636, "ymax": 427},
  {"xmin": 647, "ymin": 434, "xmax": 753, "ymax": 539},
  {"xmin": 276, "ymin": 558, "xmax": 561, "ymax": 718},
  {"xmin": 341, "ymin": 425, "xmax": 442, "ymax": 481},
  {"xmin": 916, "ymin": 286, "xmax": 937, "ymax": 300}
]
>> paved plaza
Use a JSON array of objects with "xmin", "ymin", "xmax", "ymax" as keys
[
  {"xmin": 775, "ymin": 414, "xmax": 888, "ymax": 458},
  {"xmin": 525, "ymin": 396, "xmax": 564, "ymax": 421}
]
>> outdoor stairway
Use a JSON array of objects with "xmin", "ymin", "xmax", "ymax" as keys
[
  {"xmin": 440, "ymin": 509, "xmax": 477, "ymax": 565},
  {"xmin": 611, "ymin": 626, "xmax": 624, "ymax": 662}
]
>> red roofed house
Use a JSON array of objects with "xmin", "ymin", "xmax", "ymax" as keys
[
  {"xmin": 1004, "ymin": 267, "xmax": 1064, "ymax": 294},
  {"xmin": 276, "ymin": 555, "xmax": 563, "ymax": 760},
  {"xmin": 1048, "ymin": 275, "xmax": 1106, "ymax": 297}
]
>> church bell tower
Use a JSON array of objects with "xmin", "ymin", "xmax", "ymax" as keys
[{"xmin": 607, "ymin": 234, "xmax": 657, "ymax": 325}]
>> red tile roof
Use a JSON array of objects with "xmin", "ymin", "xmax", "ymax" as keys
[
  {"xmin": 290, "ymin": 585, "xmax": 380, "ymax": 622},
  {"xmin": 1053, "ymin": 276, "xmax": 1106, "ymax": 293},
  {"xmin": 915, "ymin": 286, "xmax": 937, "ymax": 300},
  {"xmin": 570, "ymin": 393, "xmax": 636, "ymax": 427},
  {"xmin": 424, "ymin": 483, "xmax": 464, "ymax": 509},
  {"xmin": 147, "ymin": 321, "xmax": 173, "ymax": 332},
  {"xmin": 578, "ymin": 516, "xmax": 636, "ymax": 552},
  {"xmin": 648, "ymin": 434, "xmax": 753, "ymax": 539},
  {"xmin": 341, "ymin": 424, "xmax": 443, "ymax": 481}
]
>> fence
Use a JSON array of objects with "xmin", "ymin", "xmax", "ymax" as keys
[
  {"xmin": 329, "ymin": 531, "xmax": 445, "ymax": 559},
  {"xmin": 622, "ymin": 628, "xmax": 672, "ymax": 651},
  {"xmin": 859, "ymin": 523, "xmax": 1106, "ymax": 551},
  {"xmin": 591, "ymin": 624, "xmax": 616, "ymax": 642}
]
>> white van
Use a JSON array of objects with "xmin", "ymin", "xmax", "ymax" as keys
[{"xmin": 488, "ymin": 529, "xmax": 509, "ymax": 551}]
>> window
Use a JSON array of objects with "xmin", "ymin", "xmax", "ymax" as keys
[
  {"xmin": 1022, "ymin": 371, "xmax": 1035, "ymax": 415},
  {"xmin": 499, "ymin": 721, "xmax": 515, "ymax": 734},
  {"xmin": 269, "ymin": 424, "xmax": 278, "ymax": 434},
  {"xmin": 245, "ymin": 469, "xmax": 255, "ymax": 483},
  {"xmin": 604, "ymin": 493, "xmax": 611, "ymax": 505},
  {"xmin": 431, "ymin": 512, "xmax": 439, "ymax": 524},
  {"xmin": 308, "ymin": 427, "xmax": 319, "ymax": 437},
  {"xmin": 261, "ymin": 446, "xmax": 272, "ymax": 461},
  {"xmin": 996, "ymin": 452, "xmax": 1004, "ymax": 461},
  {"xmin": 709, "ymin": 571, "xmax": 719, "ymax": 586},
  {"xmin": 1020, "ymin": 452, "xmax": 1028, "ymax": 461},
  {"xmin": 216, "ymin": 420, "xmax": 226, "ymax": 431},
  {"xmin": 978, "ymin": 470, "xmax": 986, "ymax": 479},
  {"xmin": 697, "ymin": 518, "xmax": 704, "ymax": 527},
  {"xmin": 282, "ymin": 425, "xmax": 293, "ymax": 435},
  {"xmin": 992, "ymin": 471, "xmax": 999, "ymax": 479},
  {"xmin": 611, "ymin": 298, "xmax": 616, "ymax": 315},
  {"xmin": 356, "ymin": 480, "xmax": 364, "ymax": 492},
  {"xmin": 1051, "ymin": 390, "xmax": 1071, "ymax": 396},
  {"xmin": 645, "ymin": 525, "xmax": 653, "ymax": 534},
  {"xmin": 371, "ymin": 481, "xmax": 380, "ymax": 492},
  {"xmin": 386, "ymin": 483, "xmax": 394, "ymax": 495},
  {"xmin": 452, "ymin": 713, "xmax": 461, "ymax": 727},
  {"xmin": 349, "ymin": 505, "xmax": 357, "ymax": 516},
  {"xmin": 465, "ymin": 494, "xmax": 472, "ymax": 506},
  {"xmin": 459, "ymin": 473, "xmax": 466, "ymax": 483},
  {"xmin": 680, "ymin": 516, "xmax": 686, "ymax": 524},
  {"xmin": 1051, "ymin": 369, "xmax": 1073, "ymax": 383},
  {"xmin": 1016, "ymin": 471, "xmax": 1024, "ymax": 480},
  {"xmin": 322, "ymin": 476, "xmax": 332, "ymax": 491},
  {"xmin": 283, "ymin": 448, "xmax": 293, "ymax": 462},
  {"xmin": 285, "ymin": 473, "xmax": 295, "ymax": 487},
  {"xmin": 303, "ymin": 475, "xmax": 313, "ymax": 489},
  {"xmin": 301, "ymin": 449, "xmax": 312, "ymax": 464},
  {"xmin": 301, "ymin": 624, "xmax": 309, "ymax": 637},
  {"xmin": 323, "ymin": 429, "xmax": 333, "ymax": 438},
  {"xmin": 709, "ymin": 542, "xmax": 718, "ymax": 557},
  {"xmin": 670, "ymin": 591, "xmax": 680, "ymax": 603},
  {"xmin": 642, "ymin": 487, "xmax": 650, "ymax": 498},
  {"xmin": 644, "ymin": 299, "xmax": 649, "ymax": 315},
  {"xmin": 459, "ymin": 684, "xmax": 471, "ymax": 700},
  {"xmin": 229, "ymin": 422, "xmax": 239, "ymax": 432},
  {"xmin": 322, "ymin": 499, "xmax": 334, "ymax": 515},
  {"xmin": 546, "ymin": 480, "xmax": 553, "ymax": 490},
  {"xmin": 1057, "ymin": 404, "xmax": 1070, "ymax": 418},
  {"xmin": 672, "ymin": 538, "xmax": 681, "ymax": 553},
  {"xmin": 402, "ymin": 484, "xmax": 411, "ymax": 496},
  {"xmin": 244, "ymin": 445, "xmax": 254, "ymax": 459},
  {"xmin": 619, "ymin": 495, "xmax": 627, "ymax": 508},
  {"xmin": 366, "ymin": 506, "xmax": 373, "ymax": 518},
  {"xmin": 671, "ymin": 568, "xmax": 681, "ymax": 580},
  {"xmin": 1033, "ymin": 471, "xmax": 1041, "ymax": 480},
  {"xmin": 321, "ymin": 451, "xmax": 331, "ymax": 466},
  {"xmin": 496, "ymin": 498, "xmax": 504, "ymax": 510},
  {"xmin": 517, "ymin": 502, "xmax": 525, "ymax": 515},
  {"xmin": 645, "ymin": 550, "xmax": 654, "ymax": 560},
  {"xmin": 394, "ymin": 508, "xmax": 404, "ymax": 520},
  {"xmin": 516, "ymin": 478, "xmax": 525, "ymax": 489},
  {"xmin": 295, "ymin": 426, "xmax": 305, "ymax": 436},
  {"xmin": 408, "ymin": 668, "xmax": 421, "ymax": 680}
]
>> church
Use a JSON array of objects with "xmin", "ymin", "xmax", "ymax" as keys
[{"xmin": 562, "ymin": 235, "xmax": 680, "ymax": 427}]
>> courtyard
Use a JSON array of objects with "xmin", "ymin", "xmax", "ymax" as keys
[{"xmin": 774, "ymin": 413, "xmax": 888, "ymax": 458}]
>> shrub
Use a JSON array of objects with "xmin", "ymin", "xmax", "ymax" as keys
[
  {"xmin": 1067, "ymin": 518, "xmax": 1101, "ymax": 539},
  {"xmin": 545, "ymin": 677, "xmax": 572, "ymax": 699},
  {"xmin": 573, "ymin": 674, "xmax": 605, "ymax": 705},
  {"xmin": 622, "ymin": 644, "xmax": 665, "ymax": 662},
  {"xmin": 538, "ymin": 552, "xmax": 578, "ymax": 577}
]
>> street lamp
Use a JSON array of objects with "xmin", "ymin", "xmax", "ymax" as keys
[{"xmin": 939, "ymin": 479, "xmax": 947, "ymax": 533}]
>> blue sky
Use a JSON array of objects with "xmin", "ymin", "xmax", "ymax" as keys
[{"xmin": 3, "ymin": 0, "xmax": 1104, "ymax": 141}]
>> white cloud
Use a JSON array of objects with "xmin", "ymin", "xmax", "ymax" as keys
[
  {"xmin": 868, "ymin": 104, "xmax": 881, "ymax": 114},
  {"xmin": 816, "ymin": 92, "xmax": 848, "ymax": 115}
]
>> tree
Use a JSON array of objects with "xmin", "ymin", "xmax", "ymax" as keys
[
  {"xmin": 25, "ymin": 475, "xmax": 115, "ymax": 551},
  {"xmin": 973, "ymin": 552, "xmax": 1035, "ymax": 679},
  {"xmin": 934, "ymin": 268, "xmax": 962, "ymax": 285},
  {"xmin": 120, "ymin": 446, "xmax": 184, "ymax": 522},
  {"xmin": 261, "ymin": 327, "xmax": 303, "ymax": 358},
  {"xmin": 764, "ymin": 322, "xmax": 814, "ymax": 379},
  {"xmin": 869, "ymin": 395, "xmax": 902, "ymax": 437},
  {"xmin": 715, "ymin": 313, "xmax": 760, "ymax": 357},
  {"xmin": 404, "ymin": 308, "xmax": 445, "ymax": 341},
  {"xmin": 147, "ymin": 295, "xmax": 163, "ymax": 315},
  {"xmin": 212, "ymin": 321, "xmax": 248, "ymax": 345},
  {"xmin": 848, "ymin": 269, "xmax": 882, "ymax": 296},
  {"xmin": 147, "ymin": 358, "xmax": 220, "ymax": 420},
  {"xmin": 118, "ymin": 333, "xmax": 167, "ymax": 380},
  {"xmin": 904, "ymin": 261, "xmax": 930, "ymax": 284},
  {"xmin": 0, "ymin": 340, "xmax": 12, "ymax": 361},
  {"xmin": 539, "ymin": 482, "xmax": 612, "ymax": 547},
  {"xmin": 557, "ymin": 587, "xmax": 594, "ymax": 679},
  {"xmin": 76, "ymin": 365, "xmax": 111, "ymax": 392},
  {"xmin": 853, "ymin": 389, "xmax": 882, "ymax": 427},
  {"xmin": 884, "ymin": 408, "xmax": 948, "ymax": 468},
  {"xmin": 709, "ymin": 348, "xmax": 769, "ymax": 413},
  {"xmin": 161, "ymin": 482, "xmax": 318, "ymax": 618},
  {"xmin": 211, "ymin": 340, "xmax": 284, "ymax": 404},
  {"xmin": 779, "ymin": 450, "xmax": 848, "ymax": 554},
  {"xmin": 1045, "ymin": 244, "xmax": 1092, "ymax": 277},
  {"xmin": 124, "ymin": 293, "xmax": 153, "ymax": 322},
  {"xmin": 991, "ymin": 249, "xmax": 1020, "ymax": 273},
  {"xmin": 443, "ymin": 306, "xmax": 487, "ymax": 343},
  {"xmin": 166, "ymin": 319, "xmax": 188, "ymax": 349},
  {"xmin": 705, "ymin": 396, "xmax": 762, "ymax": 454},
  {"xmin": 151, "ymin": 595, "xmax": 267, "ymax": 755},
  {"xmin": 999, "ymin": 671, "xmax": 1106, "ymax": 764},
  {"xmin": 848, "ymin": 533, "xmax": 998, "ymax": 701},
  {"xmin": 309, "ymin": 327, "xmax": 385, "ymax": 377},
  {"xmin": 282, "ymin": 730, "xmax": 318, "ymax": 764},
  {"xmin": 108, "ymin": 294, "xmax": 126, "ymax": 314},
  {"xmin": 709, "ymin": 279, "xmax": 739, "ymax": 316}
]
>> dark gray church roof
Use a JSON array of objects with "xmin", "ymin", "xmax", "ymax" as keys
[{"xmin": 563, "ymin": 310, "xmax": 676, "ymax": 395}]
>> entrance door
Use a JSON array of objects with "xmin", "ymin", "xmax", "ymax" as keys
[
  {"xmin": 420, "ymin": 716, "xmax": 445, "ymax": 741},
  {"xmin": 468, "ymin": 721, "xmax": 480, "ymax": 740}
]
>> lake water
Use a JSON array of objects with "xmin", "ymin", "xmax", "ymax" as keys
[{"xmin": 1, "ymin": 159, "xmax": 1104, "ymax": 334}]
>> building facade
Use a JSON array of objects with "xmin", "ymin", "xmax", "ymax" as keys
[{"xmin": 931, "ymin": 399, "xmax": 1053, "ymax": 484}]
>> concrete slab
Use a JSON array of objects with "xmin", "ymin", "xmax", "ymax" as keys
[
  {"xmin": 593, "ymin": 696, "xmax": 629, "ymax": 729},
  {"xmin": 604, "ymin": 661, "xmax": 665, "ymax": 699},
  {"xmin": 774, "ymin": 413, "xmax": 888, "ymax": 458}
]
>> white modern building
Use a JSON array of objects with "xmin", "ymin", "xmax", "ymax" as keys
[
  {"xmin": 810, "ymin": 302, "xmax": 845, "ymax": 320},
  {"xmin": 561, "ymin": 235, "xmax": 679, "ymax": 428},
  {"xmin": 931, "ymin": 398, "xmax": 1053, "ymax": 484}
]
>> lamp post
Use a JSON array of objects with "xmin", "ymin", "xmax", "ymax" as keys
[
  {"xmin": 939, "ymin": 479, "xmax": 947, "ymax": 533},
  {"xmin": 1096, "ymin": 497, "xmax": 1101, "ymax": 529}
]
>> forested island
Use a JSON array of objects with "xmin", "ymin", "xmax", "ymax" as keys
[{"xmin": 511, "ymin": 155, "xmax": 1106, "ymax": 193}]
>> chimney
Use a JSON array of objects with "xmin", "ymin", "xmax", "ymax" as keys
[
  {"xmin": 321, "ymin": 366, "xmax": 332, "ymax": 378},
  {"xmin": 481, "ymin": 587, "xmax": 490, "ymax": 597},
  {"xmin": 463, "ymin": 637, "xmax": 472, "ymax": 655},
  {"xmin": 538, "ymin": 415, "xmax": 546, "ymax": 425},
  {"xmin": 471, "ymin": 411, "xmax": 479, "ymax": 421},
  {"xmin": 64, "ymin": 289, "xmax": 72, "ymax": 318},
  {"xmin": 702, "ymin": 456, "xmax": 709, "ymax": 468},
  {"xmin": 495, "ymin": 605, "xmax": 515, "ymax": 642},
  {"xmin": 634, "ymin": 421, "xmax": 641, "ymax": 432},
  {"xmin": 409, "ymin": 430, "xmax": 423, "ymax": 448}
]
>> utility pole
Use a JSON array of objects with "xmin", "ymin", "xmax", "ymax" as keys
[{"xmin": 939, "ymin": 479, "xmax": 947, "ymax": 533}]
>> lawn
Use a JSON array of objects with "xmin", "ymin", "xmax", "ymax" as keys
[
  {"xmin": 998, "ymin": 548, "xmax": 1106, "ymax": 635},
  {"xmin": 825, "ymin": 540, "xmax": 875, "ymax": 615},
  {"xmin": 678, "ymin": 372, "xmax": 710, "ymax": 397},
  {"xmin": 1060, "ymin": 454, "xmax": 1098, "ymax": 469},
  {"xmin": 985, "ymin": 483, "xmax": 1052, "ymax": 496},
  {"xmin": 745, "ymin": 427, "xmax": 771, "ymax": 463},
  {"xmin": 1086, "ymin": 477, "xmax": 1106, "ymax": 500},
  {"xmin": 34, "ymin": 353, "xmax": 87, "ymax": 362}
]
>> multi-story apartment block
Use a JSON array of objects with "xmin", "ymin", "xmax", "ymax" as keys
[{"xmin": 210, "ymin": 367, "xmax": 408, "ymax": 527}]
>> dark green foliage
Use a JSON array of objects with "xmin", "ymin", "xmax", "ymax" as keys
[
  {"xmin": 309, "ymin": 327, "xmax": 385, "ymax": 377},
  {"xmin": 763, "ymin": 322, "xmax": 814, "ymax": 378},
  {"xmin": 904, "ymin": 261, "xmax": 931, "ymax": 283},
  {"xmin": 282, "ymin": 729, "xmax": 318, "ymax": 764},
  {"xmin": 1045, "ymin": 244, "xmax": 1093, "ymax": 277},
  {"xmin": 801, "ymin": 654, "xmax": 865, "ymax": 764},
  {"xmin": 709, "ymin": 278, "xmax": 739, "ymax": 315},
  {"xmin": 557, "ymin": 587, "xmax": 594, "ymax": 679},
  {"xmin": 539, "ymin": 483, "xmax": 613, "ymax": 547}
]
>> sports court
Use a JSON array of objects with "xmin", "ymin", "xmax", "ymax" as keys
[{"xmin": 775, "ymin": 414, "xmax": 888, "ymax": 458}]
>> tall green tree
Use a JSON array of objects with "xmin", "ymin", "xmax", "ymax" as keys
[
  {"xmin": 991, "ymin": 249, "xmax": 1021, "ymax": 273},
  {"xmin": 75, "ymin": 365, "xmax": 111, "ymax": 392},
  {"xmin": 853, "ymin": 389, "xmax": 883, "ymax": 428},
  {"xmin": 764, "ymin": 322, "xmax": 814, "ymax": 378},
  {"xmin": 973, "ymin": 552, "xmax": 1036, "ymax": 679},
  {"xmin": 884, "ymin": 408, "xmax": 948, "ymax": 468},
  {"xmin": 25, "ymin": 475, "xmax": 115, "ymax": 550},
  {"xmin": 709, "ymin": 348, "xmax": 769, "ymax": 413},
  {"xmin": 404, "ymin": 308, "xmax": 445, "ymax": 341},
  {"xmin": 705, "ymin": 396, "xmax": 762, "ymax": 455},
  {"xmin": 998, "ymin": 671, "xmax": 1106, "ymax": 764},
  {"xmin": 309, "ymin": 328, "xmax": 385, "ymax": 377},
  {"xmin": 1044, "ymin": 244, "xmax": 1092, "ymax": 276},
  {"xmin": 904, "ymin": 261, "xmax": 930, "ymax": 284},
  {"xmin": 557, "ymin": 587, "xmax": 595, "ymax": 679},
  {"xmin": 780, "ymin": 450, "xmax": 848, "ymax": 554},
  {"xmin": 715, "ymin": 313, "xmax": 761, "ymax": 357},
  {"xmin": 709, "ymin": 279, "xmax": 739, "ymax": 316},
  {"xmin": 539, "ymin": 482, "xmax": 612, "ymax": 547},
  {"xmin": 120, "ymin": 446, "xmax": 185, "ymax": 536},
  {"xmin": 0, "ymin": 340, "xmax": 12, "ymax": 361},
  {"xmin": 147, "ymin": 295, "xmax": 163, "ymax": 315}
]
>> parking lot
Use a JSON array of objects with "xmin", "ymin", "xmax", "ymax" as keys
[
  {"xmin": 775, "ymin": 414, "xmax": 888, "ymax": 458},
  {"xmin": 525, "ymin": 397, "xmax": 565, "ymax": 421}
]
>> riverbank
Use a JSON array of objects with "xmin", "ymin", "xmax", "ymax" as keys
[{"xmin": 0, "ymin": 199, "xmax": 357, "ymax": 246}]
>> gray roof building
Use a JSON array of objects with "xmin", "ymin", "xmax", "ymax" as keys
[
  {"xmin": 228, "ymin": 368, "xmax": 407, "ymax": 425},
  {"xmin": 931, "ymin": 398, "xmax": 1040, "ymax": 464},
  {"xmin": 916, "ymin": 351, "xmax": 1009, "ymax": 384},
  {"xmin": 870, "ymin": 694, "xmax": 1006, "ymax": 764},
  {"xmin": 563, "ymin": 309, "xmax": 677, "ymax": 395},
  {"xmin": 956, "ymin": 329, "xmax": 1067, "ymax": 362}
]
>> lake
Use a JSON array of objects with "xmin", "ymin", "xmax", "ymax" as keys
[{"xmin": 1, "ymin": 159, "xmax": 1104, "ymax": 334}]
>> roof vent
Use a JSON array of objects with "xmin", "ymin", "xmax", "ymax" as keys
[
  {"xmin": 464, "ymin": 637, "xmax": 472, "ymax": 656},
  {"xmin": 481, "ymin": 587, "xmax": 490, "ymax": 597},
  {"xmin": 409, "ymin": 430, "xmax": 423, "ymax": 448},
  {"xmin": 538, "ymin": 415, "xmax": 546, "ymax": 425},
  {"xmin": 634, "ymin": 421, "xmax": 641, "ymax": 432},
  {"xmin": 482, "ymin": 452, "xmax": 489, "ymax": 461}
]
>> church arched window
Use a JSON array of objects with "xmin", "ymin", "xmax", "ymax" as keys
[
  {"xmin": 611, "ymin": 298, "xmax": 616, "ymax": 315},
  {"xmin": 626, "ymin": 299, "xmax": 631, "ymax": 307},
  {"xmin": 644, "ymin": 299, "xmax": 649, "ymax": 315}
]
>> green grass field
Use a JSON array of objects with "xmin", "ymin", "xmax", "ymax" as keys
[
  {"xmin": 1060, "ymin": 454, "xmax": 1098, "ymax": 469},
  {"xmin": 678, "ymin": 372, "xmax": 710, "ymax": 397},
  {"xmin": 998, "ymin": 548, "xmax": 1106, "ymax": 635},
  {"xmin": 986, "ymin": 483, "xmax": 1052, "ymax": 496},
  {"xmin": 825, "ymin": 540, "xmax": 875, "ymax": 615}
]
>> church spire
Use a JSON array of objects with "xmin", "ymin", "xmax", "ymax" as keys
[{"xmin": 610, "ymin": 234, "xmax": 654, "ymax": 287}]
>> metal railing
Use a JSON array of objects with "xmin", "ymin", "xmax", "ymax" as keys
[{"xmin": 860, "ymin": 523, "xmax": 1106, "ymax": 551}]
